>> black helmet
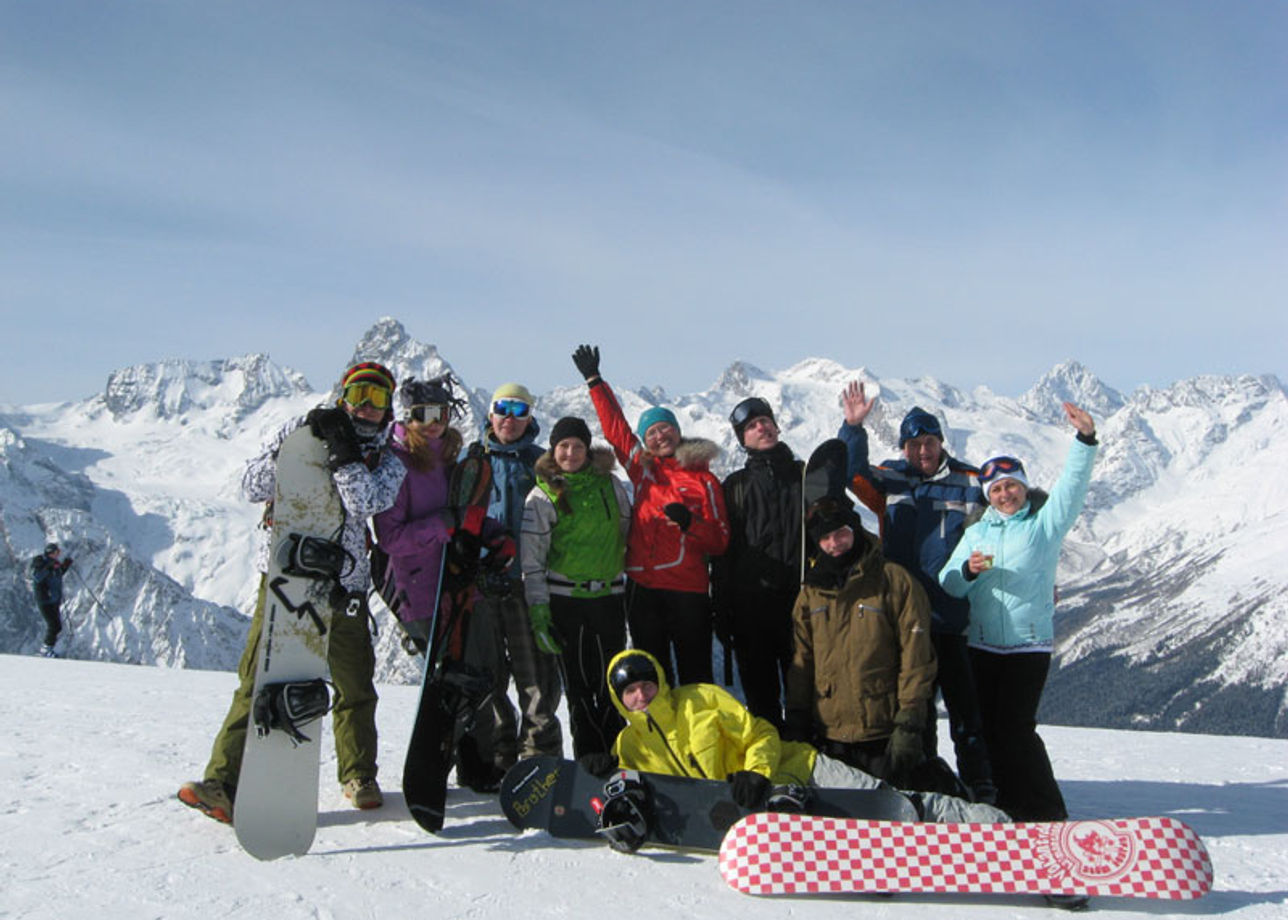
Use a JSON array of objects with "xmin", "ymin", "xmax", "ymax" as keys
[
  {"xmin": 729, "ymin": 396, "xmax": 775, "ymax": 443},
  {"xmin": 44, "ymin": 542, "xmax": 60, "ymax": 556},
  {"xmin": 608, "ymin": 653, "xmax": 659, "ymax": 700},
  {"xmin": 399, "ymin": 374, "xmax": 466, "ymax": 420}
]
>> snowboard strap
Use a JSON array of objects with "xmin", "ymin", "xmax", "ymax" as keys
[
  {"xmin": 252, "ymin": 678, "xmax": 335, "ymax": 746},
  {"xmin": 280, "ymin": 533, "xmax": 348, "ymax": 582},
  {"xmin": 764, "ymin": 783, "xmax": 813, "ymax": 814},
  {"xmin": 594, "ymin": 770, "xmax": 652, "ymax": 853}
]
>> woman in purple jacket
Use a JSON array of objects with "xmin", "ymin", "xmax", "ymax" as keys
[{"xmin": 373, "ymin": 376, "xmax": 470, "ymax": 649}]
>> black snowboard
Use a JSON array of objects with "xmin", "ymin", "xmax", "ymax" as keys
[
  {"xmin": 403, "ymin": 443, "xmax": 494, "ymax": 833},
  {"xmin": 500, "ymin": 756, "xmax": 916, "ymax": 852},
  {"xmin": 803, "ymin": 437, "xmax": 850, "ymax": 507}
]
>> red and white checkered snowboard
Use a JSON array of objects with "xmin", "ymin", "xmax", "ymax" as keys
[{"xmin": 719, "ymin": 813, "xmax": 1212, "ymax": 901}]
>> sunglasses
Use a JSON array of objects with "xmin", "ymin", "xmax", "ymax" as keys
[
  {"xmin": 407, "ymin": 403, "xmax": 448, "ymax": 425},
  {"xmin": 979, "ymin": 456, "xmax": 1024, "ymax": 481},
  {"xmin": 492, "ymin": 398, "xmax": 531, "ymax": 419},
  {"xmin": 342, "ymin": 383, "xmax": 393, "ymax": 410}
]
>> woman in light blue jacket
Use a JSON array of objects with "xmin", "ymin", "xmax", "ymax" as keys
[{"xmin": 939, "ymin": 402, "xmax": 1097, "ymax": 826}]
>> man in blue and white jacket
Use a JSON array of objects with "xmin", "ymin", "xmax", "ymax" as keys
[{"xmin": 838, "ymin": 382, "xmax": 994, "ymax": 803}]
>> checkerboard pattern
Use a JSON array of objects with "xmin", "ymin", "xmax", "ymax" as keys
[{"xmin": 718, "ymin": 814, "xmax": 1213, "ymax": 900}]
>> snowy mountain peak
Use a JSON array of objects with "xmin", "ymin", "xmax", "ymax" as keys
[
  {"xmin": 1018, "ymin": 360, "xmax": 1126, "ymax": 423},
  {"xmin": 713, "ymin": 360, "xmax": 773, "ymax": 395},
  {"xmin": 101, "ymin": 354, "xmax": 311, "ymax": 421},
  {"xmin": 1131, "ymin": 373, "xmax": 1285, "ymax": 413},
  {"xmin": 344, "ymin": 318, "xmax": 460, "ymax": 396}
]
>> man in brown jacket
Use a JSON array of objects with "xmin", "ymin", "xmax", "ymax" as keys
[{"xmin": 784, "ymin": 496, "xmax": 936, "ymax": 786}]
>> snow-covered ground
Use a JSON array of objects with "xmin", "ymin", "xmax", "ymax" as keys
[{"xmin": 2, "ymin": 654, "xmax": 1284, "ymax": 919}]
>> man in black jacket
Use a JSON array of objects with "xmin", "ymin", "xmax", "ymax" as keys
[
  {"xmin": 31, "ymin": 543, "xmax": 73, "ymax": 658},
  {"xmin": 711, "ymin": 397, "xmax": 804, "ymax": 727}
]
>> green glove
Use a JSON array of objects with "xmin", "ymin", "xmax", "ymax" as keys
[{"xmin": 528, "ymin": 602, "xmax": 562, "ymax": 655}]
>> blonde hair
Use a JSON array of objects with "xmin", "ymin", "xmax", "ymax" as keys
[{"xmin": 404, "ymin": 424, "xmax": 463, "ymax": 472}]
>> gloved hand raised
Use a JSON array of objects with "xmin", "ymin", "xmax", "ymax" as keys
[{"xmin": 572, "ymin": 344, "xmax": 601, "ymax": 381}]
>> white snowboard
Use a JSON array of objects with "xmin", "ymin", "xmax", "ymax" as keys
[{"xmin": 234, "ymin": 426, "xmax": 343, "ymax": 860}]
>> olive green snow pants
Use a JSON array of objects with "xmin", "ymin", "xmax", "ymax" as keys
[{"xmin": 204, "ymin": 577, "xmax": 379, "ymax": 791}]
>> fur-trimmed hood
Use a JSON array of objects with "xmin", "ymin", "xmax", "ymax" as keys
[
  {"xmin": 645, "ymin": 436, "xmax": 721, "ymax": 472},
  {"xmin": 534, "ymin": 444, "xmax": 617, "ymax": 485}
]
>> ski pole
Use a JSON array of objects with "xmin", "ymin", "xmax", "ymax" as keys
[{"xmin": 70, "ymin": 563, "xmax": 108, "ymax": 614}]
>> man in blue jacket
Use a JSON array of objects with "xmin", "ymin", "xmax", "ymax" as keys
[
  {"xmin": 458, "ymin": 383, "xmax": 564, "ymax": 792},
  {"xmin": 838, "ymin": 382, "xmax": 995, "ymax": 804}
]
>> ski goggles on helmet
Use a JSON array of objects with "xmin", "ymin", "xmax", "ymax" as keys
[
  {"xmin": 899, "ymin": 409, "xmax": 943, "ymax": 446},
  {"xmin": 979, "ymin": 455, "xmax": 1025, "ymax": 485},
  {"xmin": 342, "ymin": 382, "xmax": 393, "ymax": 410},
  {"xmin": 407, "ymin": 403, "xmax": 449, "ymax": 425},
  {"xmin": 491, "ymin": 397, "xmax": 531, "ymax": 419},
  {"xmin": 729, "ymin": 396, "xmax": 774, "ymax": 431}
]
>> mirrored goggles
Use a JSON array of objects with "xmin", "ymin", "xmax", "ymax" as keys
[
  {"xmin": 491, "ymin": 398, "xmax": 531, "ymax": 419},
  {"xmin": 407, "ymin": 403, "xmax": 449, "ymax": 425},
  {"xmin": 342, "ymin": 383, "xmax": 393, "ymax": 410},
  {"xmin": 979, "ymin": 455, "xmax": 1024, "ymax": 482}
]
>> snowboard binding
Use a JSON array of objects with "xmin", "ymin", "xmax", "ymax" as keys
[
  {"xmin": 764, "ymin": 783, "xmax": 812, "ymax": 814},
  {"xmin": 252, "ymin": 678, "xmax": 334, "ymax": 746},
  {"xmin": 279, "ymin": 533, "xmax": 348, "ymax": 582},
  {"xmin": 594, "ymin": 770, "xmax": 652, "ymax": 853}
]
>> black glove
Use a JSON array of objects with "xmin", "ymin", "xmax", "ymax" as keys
[
  {"xmin": 62, "ymin": 557, "xmax": 73, "ymax": 571},
  {"xmin": 885, "ymin": 709, "xmax": 926, "ymax": 777},
  {"xmin": 306, "ymin": 407, "xmax": 364, "ymax": 471},
  {"xmin": 578, "ymin": 752, "xmax": 619, "ymax": 778},
  {"xmin": 572, "ymin": 344, "xmax": 601, "ymax": 381},
  {"xmin": 662, "ymin": 503, "xmax": 692, "ymax": 531},
  {"xmin": 728, "ymin": 770, "xmax": 772, "ymax": 809}
]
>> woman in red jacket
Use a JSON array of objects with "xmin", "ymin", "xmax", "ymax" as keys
[{"xmin": 572, "ymin": 345, "xmax": 730, "ymax": 685}]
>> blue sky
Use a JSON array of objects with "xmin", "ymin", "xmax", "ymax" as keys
[{"xmin": 4, "ymin": 1, "xmax": 1284, "ymax": 405}]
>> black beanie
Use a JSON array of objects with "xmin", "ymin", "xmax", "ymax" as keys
[{"xmin": 549, "ymin": 416, "xmax": 593, "ymax": 450}]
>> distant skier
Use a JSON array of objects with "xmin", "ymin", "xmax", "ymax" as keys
[
  {"xmin": 178, "ymin": 361, "xmax": 406, "ymax": 824},
  {"xmin": 31, "ymin": 543, "xmax": 73, "ymax": 658}
]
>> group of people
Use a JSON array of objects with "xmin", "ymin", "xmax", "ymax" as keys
[{"xmin": 171, "ymin": 347, "xmax": 1099, "ymax": 897}]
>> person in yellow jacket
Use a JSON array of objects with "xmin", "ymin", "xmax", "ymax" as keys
[{"xmin": 582, "ymin": 649, "xmax": 1006, "ymax": 828}]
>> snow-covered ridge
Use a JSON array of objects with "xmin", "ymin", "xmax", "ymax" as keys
[
  {"xmin": 102, "ymin": 354, "xmax": 313, "ymax": 424},
  {"xmin": 2, "ymin": 318, "xmax": 1285, "ymax": 737}
]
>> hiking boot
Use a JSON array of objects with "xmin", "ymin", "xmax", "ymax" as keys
[
  {"xmin": 343, "ymin": 776, "xmax": 383, "ymax": 810},
  {"xmin": 178, "ymin": 779, "xmax": 234, "ymax": 824}
]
